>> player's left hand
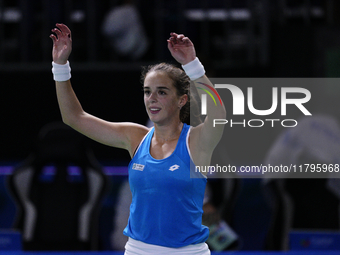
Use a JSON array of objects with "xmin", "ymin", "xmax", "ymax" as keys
[
  {"xmin": 167, "ymin": 32, "xmax": 196, "ymax": 65},
  {"xmin": 50, "ymin": 23, "xmax": 72, "ymax": 65}
]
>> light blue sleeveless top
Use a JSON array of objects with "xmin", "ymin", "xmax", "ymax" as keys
[{"xmin": 123, "ymin": 123, "xmax": 209, "ymax": 247}]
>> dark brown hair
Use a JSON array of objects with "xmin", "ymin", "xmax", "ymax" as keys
[{"xmin": 141, "ymin": 63, "xmax": 202, "ymax": 126}]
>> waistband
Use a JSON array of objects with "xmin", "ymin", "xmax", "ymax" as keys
[{"xmin": 124, "ymin": 237, "xmax": 210, "ymax": 255}]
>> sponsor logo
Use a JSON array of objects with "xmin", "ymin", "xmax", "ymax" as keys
[
  {"xmin": 132, "ymin": 163, "xmax": 145, "ymax": 171},
  {"xmin": 169, "ymin": 164, "xmax": 180, "ymax": 171}
]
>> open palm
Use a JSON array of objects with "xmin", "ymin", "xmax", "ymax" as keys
[
  {"xmin": 167, "ymin": 32, "xmax": 196, "ymax": 65},
  {"xmin": 50, "ymin": 23, "xmax": 72, "ymax": 65}
]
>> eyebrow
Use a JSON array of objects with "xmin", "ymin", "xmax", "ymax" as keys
[{"xmin": 143, "ymin": 86, "xmax": 170, "ymax": 90}]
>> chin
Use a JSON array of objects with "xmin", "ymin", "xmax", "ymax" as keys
[
  {"xmin": 150, "ymin": 118, "xmax": 164, "ymax": 126},
  {"xmin": 149, "ymin": 114, "xmax": 161, "ymax": 123}
]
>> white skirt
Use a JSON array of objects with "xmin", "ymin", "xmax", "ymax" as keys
[{"xmin": 124, "ymin": 237, "xmax": 211, "ymax": 255}]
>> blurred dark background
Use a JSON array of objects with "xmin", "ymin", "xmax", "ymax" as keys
[{"xmin": 1, "ymin": 0, "xmax": 340, "ymax": 164}]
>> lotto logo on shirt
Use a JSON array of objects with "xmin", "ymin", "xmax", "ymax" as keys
[
  {"xmin": 132, "ymin": 163, "xmax": 145, "ymax": 171},
  {"xmin": 169, "ymin": 164, "xmax": 180, "ymax": 171}
]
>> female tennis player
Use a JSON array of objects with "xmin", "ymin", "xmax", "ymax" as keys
[{"xmin": 50, "ymin": 23, "xmax": 226, "ymax": 254}]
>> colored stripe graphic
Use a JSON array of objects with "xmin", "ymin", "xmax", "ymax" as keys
[
  {"xmin": 197, "ymin": 87, "xmax": 216, "ymax": 106},
  {"xmin": 197, "ymin": 82, "xmax": 223, "ymax": 106}
]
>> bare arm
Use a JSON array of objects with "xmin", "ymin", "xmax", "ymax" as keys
[
  {"xmin": 167, "ymin": 33, "xmax": 226, "ymax": 167},
  {"xmin": 50, "ymin": 24, "xmax": 148, "ymax": 157}
]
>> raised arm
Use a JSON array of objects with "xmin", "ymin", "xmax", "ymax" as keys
[
  {"xmin": 167, "ymin": 33, "xmax": 226, "ymax": 167},
  {"xmin": 50, "ymin": 23, "xmax": 148, "ymax": 157}
]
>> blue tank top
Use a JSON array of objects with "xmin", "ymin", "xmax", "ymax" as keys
[{"xmin": 123, "ymin": 123, "xmax": 209, "ymax": 248}]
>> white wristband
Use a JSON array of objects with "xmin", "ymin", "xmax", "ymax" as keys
[
  {"xmin": 181, "ymin": 57, "xmax": 205, "ymax": 80},
  {"xmin": 52, "ymin": 61, "xmax": 71, "ymax": 81}
]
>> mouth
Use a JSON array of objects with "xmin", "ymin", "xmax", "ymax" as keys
[{"xmin": 149, "ymin": 107, "xmax": 161, "ymax": 114}]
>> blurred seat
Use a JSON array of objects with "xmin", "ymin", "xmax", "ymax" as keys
[{"xmin": 7, "ymin": 122, "xmax": 109, "ymax": 251}]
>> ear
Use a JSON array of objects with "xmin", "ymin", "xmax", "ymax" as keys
[{"xmin": 179, "ymin": 94, "xmax": 188, "ymax": 108}]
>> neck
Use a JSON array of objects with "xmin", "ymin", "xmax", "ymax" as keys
[{"xmin": 154, "ymin": 121, "xmax": 183, "ymax": 143}]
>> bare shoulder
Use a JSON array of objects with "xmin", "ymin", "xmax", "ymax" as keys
[
  {"xmin": 188, "ymin": 124, "xmax": 213, "ymax": 172},
  {"xmin": 72, "ymin": 114, "xmax": 150, "ymax": 158},
  {"xmin": 118, "ymin": 122, "xmax": 150, "ymax": 133},
  {"xmin": 116, "ymin": 122, "xmax": 150, "ymax": 157}
]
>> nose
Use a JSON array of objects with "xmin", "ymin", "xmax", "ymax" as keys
[{"xmin": 148, "ymin": 92, "xmax": 157, "ymax": 103}]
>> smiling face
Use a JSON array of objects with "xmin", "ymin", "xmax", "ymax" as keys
[{"xmin": 143, "ymin": 71, "xmax": 187, "ymax": 126}]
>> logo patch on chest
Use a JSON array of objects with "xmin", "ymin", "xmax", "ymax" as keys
[
  {"xmin": 132, "ymin": 163, "xmax": 145, "ymax": 171},
  {"xmin": 169, "ymin": 164, "xmax": 180, "ymax": 171}
]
